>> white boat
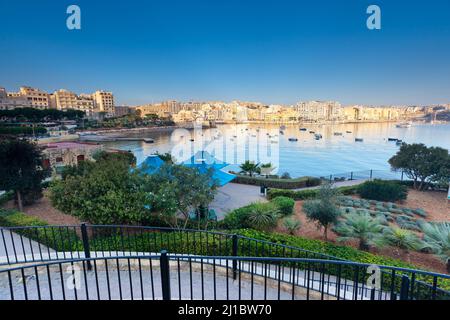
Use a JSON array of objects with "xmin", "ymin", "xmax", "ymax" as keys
[{"xmin": 396, "ymin": 122, "xmax": 411, "ymax": 128}]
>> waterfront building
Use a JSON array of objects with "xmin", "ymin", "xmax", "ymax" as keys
[
  {"xmin": 342, "ymin": 106, "xmax": 404, "ymax": 121},
  {"xmin": 295, "ymin": 101, "xmax": 342, "ymax": 122},
  {"xmin": 17, "ymin": 86, "xmax": 50, "ymax": 109},
  {"xmin": 41, "ymin": 141, "xmax": 104, "ymax": 173},
  {"xmin": 93, "ymin": 90, "xmax": 115, "ymax": 117},
  {"xmin": 0, "ymin": 87, "xmax": 31, "ymax": 110},
  {"xmin": 52, "ymin": 89, "xmax": 78, "ymax": 110},
  {"xmin": 115, "ymin": 105, "xmax": 134, "ymax": 117}
]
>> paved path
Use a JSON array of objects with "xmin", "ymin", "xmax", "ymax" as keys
[
  {"xmin": 210, "ymin": 179, "xmax": 367, "ymax": 220},
  {"xmin": 0, "ymin": 228, "xmax": 54, "ymax": 264},
  {"xmin": 0, "ymin": 257, "xmax": 379, "ymax": 300},
  {"xmin": 210, "ymin": 183, "xmax": 267, "ymax": 219}
]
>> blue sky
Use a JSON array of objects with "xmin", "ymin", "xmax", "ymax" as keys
[{"xmin": 0, "ymin": 0, "xmax": 449, "ymax": 106}]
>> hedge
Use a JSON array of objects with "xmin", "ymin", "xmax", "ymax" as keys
[
  {"xmin": 357, "ymin": 180, "xmax": 408, "ymax": 202},
  {"xmin": 267, "ymin": 185, "xmax": 359, "ymax": 200},
  {"xmin": 0, "ymin": 126, "xmax": 47, "ymax": 135},
  {"xmin": 232, "ymin": 175, "xmax": 321, "ymax": 189}
]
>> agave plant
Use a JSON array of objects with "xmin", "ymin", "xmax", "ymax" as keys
[
  {"xmin": 246, "ymin": 203, "xmax": 280, "ymax": 231},
  {"xmin": 421, "ymin": 222, "xmax": 450, "ymax": 272},
  {"xmin": 382, "ymin": 227, "xmax": 423, "ymax": 253},
  {"xmin": 334, "ymin": 211, "xmax": 386, "ymax": 251},
  {"xmin": 283, "ymin": 217, "xmax": 301, "ymax": 235},
  {"xmin": 239, "ymin": 160, "xmax": 260, "ymax": 177}
]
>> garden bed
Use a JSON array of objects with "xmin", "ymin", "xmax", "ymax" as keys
[
  {"xmin": 232, "ymin": 175, "xmax": 321, "ymax": 189},
  {"xmin": 277, "ymin": 188, "xmax": 449, "ymax": 274}
]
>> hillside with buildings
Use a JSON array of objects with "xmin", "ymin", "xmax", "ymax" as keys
[{"xmin": 1, "ymin": 85, "xmax": 448, "ymax": 124}]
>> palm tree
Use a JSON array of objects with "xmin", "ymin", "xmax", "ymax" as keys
[
  {"xmin": 421, "ymin": 222, "xmax": 450, "ymax": 272},
  {"xmin": 260, "ymin": 162, "xmax": 276, "ymax": 178},
  {"xmin": 283, "ymin": 217, "xmax": 301, "ymax": 235},
  {"xmin": 335, "ymin": 211, "xmax": 385, "ymax": 251},
  {"xmin": 382, "ymin": 227, "xmax": 423, "ymax": 260},
  {"xmin": 239, "ymin": 161, "xmax": 260, "ymax": 177}
]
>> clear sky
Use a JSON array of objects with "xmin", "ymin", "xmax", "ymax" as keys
[{"xmin": 0, "ymin": 0, "xmax": 449, "ymax": 106}]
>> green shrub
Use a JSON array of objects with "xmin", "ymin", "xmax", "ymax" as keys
[
  {"xmin": 0, "ymin": 191, "xmax": 14, "ymax": 206},
  {"xmin": 222, "ymin": 201, "xmax": 281, "ymax": 230},
  {"xmin": 271, "ymin": 196, "xmax": 295, "ymax": 215},
  {"xmin": 233, "ymin": 175, "xmax": 321, "ymax": 189},
  {"xmin": 246, "ymin": 202, "xmax": 280, "ymax": 231},
  {"xmin": 357, "ymin": 180, "xmax": 408, "ymax": 202}
]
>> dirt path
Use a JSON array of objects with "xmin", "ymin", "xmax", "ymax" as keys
[{"xmin": 2, "ymin": 196, "xmax": 81, "ymax": 226}]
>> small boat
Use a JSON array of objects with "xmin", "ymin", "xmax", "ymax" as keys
[
  {"xmin": 355, "ymin": 138, "xmax": 364, "ymax": 142},
  {"xmin": 143, "ymin": 138, "xmax": 154, "ymax": 143},
  {"xmin": 280, "ymin": 131, "xmax": 284, "ymax": 135},
  {"xmin": 309, "ymin": 131, "xmax": 315, "ymax": 134},
  {"xmin": 190, "ymin": 139, "xmax": 195, "ymax": 142},
  {"xmin": 333, "ymin": 132, "xmax": 343, "ymax": 136},
  {"xmin": 346, "ymin": 130, "xmax": 352, "ymax": 133},
  {"xmin": 280, "ymin": 125, "xmax": 286, "ymax": 130},
  {"xmin": 396, "ymin": 140, "xmax": 403, "ymax": 145},
  {"xmin": 314, "ymin": 133, "xmax": 322, "ymax": 140},
  {"xmin": 299, "ymin": 128, "xmax": 307, "ymax": 131},
  {"xmin": 387, "ymin": 138, "xmax": 398, "ymax": 142},
  {"xmin": 396, "ymin": 122, "xmax": 411, "ymax": 128},
  {"xmin": 288, "ymin": 138, "xmax": 298, "ymax": 142}
]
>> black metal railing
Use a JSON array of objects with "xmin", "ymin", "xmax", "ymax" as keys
[
  {"xmin": 1, "ymin": 253, "xmax": 449, "ymax": 300},
  {"xmin": 1, "ymin": 224, "xmax": 449, "ymax": 300},
  {"xmin": 320, "ymin": 169, "xmax": 406, "ymax": 183}
]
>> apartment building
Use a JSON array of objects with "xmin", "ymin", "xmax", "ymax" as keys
[
  {"xmin": 76, "ymin": 94, "xmax": 96, "ymax": 116},
  {"xmin": 0, "ymin": 87, "xmax": 32, "ymax": 110},
  {"xmin": 115, "ymin": 105, "xmax": 134, "ymax": 117},
  {"xmin": 295, "ymin": 101, "xmax": 342, "ymax": 122},
  {"xmin": 93, "ymin": 90, "xmax": 115, "ymax": 117},
  {"xmin": 18, "ymin": 86, "xmax": 50, "ymax": 109},
  {"xmin": 52, "ymin": 89, "xmax": 78, "ymax": 109}
]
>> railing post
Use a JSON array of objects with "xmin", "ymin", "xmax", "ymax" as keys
[
  {"xmin": 160, "ymin": 250, "xmax": 171, "ymax": 300},
  {"xmin": 399, "ymin": 275, "xmax": 410, "ymax": 300},
  {"xmin": 350, "ymin": 172, "xmax": 353, "ymax": 180},
  {"xmin": 329, "ymin": 175, "xmax": 332, "ymax": 183},
  {"xmin": 80, "ymin": 223, "xmax": 92, "ymax": 270},
  {"xmin": 232, "ymin": 234, "xmax": 238, "ymax": 280},
  {"xmin": 401, "ymin": 170, "xmax": 404, "ymax": 181},
  {"xmin": 370, "ymin": 170, "xmax": 373, "ymax": 180}
]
